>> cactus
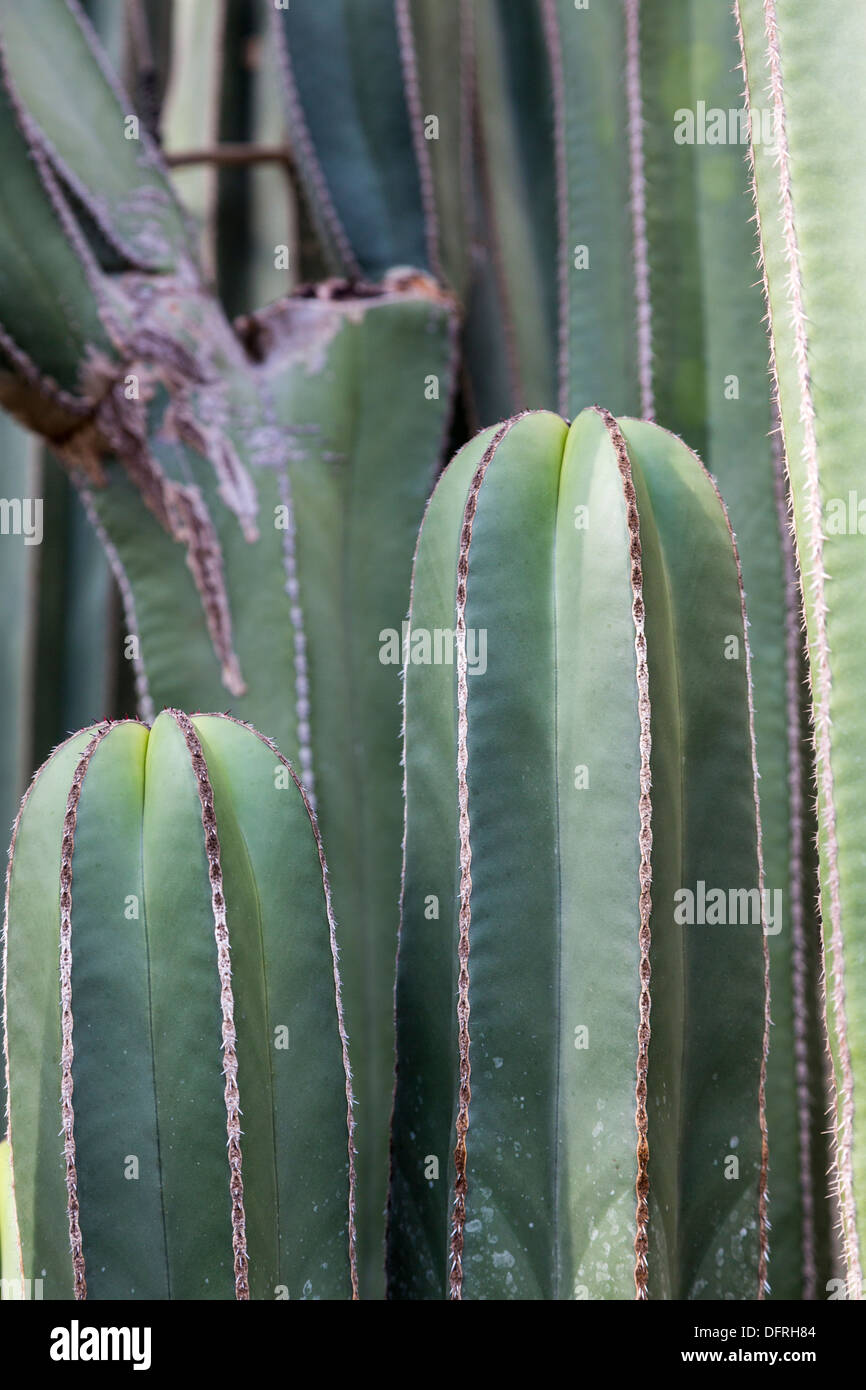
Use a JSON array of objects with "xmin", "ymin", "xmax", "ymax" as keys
[
  {"xmin": 469, "ymin": 0, "xmax": 831, "ymax": 1297},
  {"xmin": 270, "ymin": 0, "xmax": 471, "ymax": 293},
  {"xmin": 0, "ymin": 419, "xmax": 39, "ymax": 848},
  {"xmin": 69, "ymin": 282, "xmax": 457, "ymax": 1300},
  {"xmin": 0, "ymin": 0, "xmax": 459, "ymax": 1297},
  {"xmin": 738, "ymin": 0, "xmax": 866, "ymax": 1299},
  {"xmin": 0, "ymin": 0, "xmax": 859, "ymax": 1304},
  {"xmin": 389, "ymin": 408, "xmax": 769, "ymax": 1300},
  {"xmin": 634, "ymin": 0, "xmax": 831, "ymax": 1298},
  {"xmin": 2, "ymin": 709, "xmax": 355, "ymax": 1300},
  {"xmin": 160, "ymin": 0, "xmax": 227, "ymax": 282},
  {"xmin": 470, "ymin": 0, "xmax": 558, "ymax": 415},
  {"xmin": 0, "ymin": 423, "xmax": 124, "ymax": 1128}
]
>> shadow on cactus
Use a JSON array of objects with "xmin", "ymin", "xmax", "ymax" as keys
[{"xmin": 1, "ymin": 709, "xmax": 356, "ymax": 1300}]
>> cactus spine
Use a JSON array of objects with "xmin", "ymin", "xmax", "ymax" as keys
[
  {"xmin": 2, "ymin": 710, "xmax": 356, "ymax": 1300},
  {"xmin": 389, "ymin": 408, "xmax": 769, "ymax": 1299}
]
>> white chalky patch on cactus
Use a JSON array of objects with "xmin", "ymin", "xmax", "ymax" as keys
[{"xmin": 576, "ymin": 1187, "xmax": 636, "ymax": 1299}]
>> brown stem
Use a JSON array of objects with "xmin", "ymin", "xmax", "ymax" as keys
[{"xmin": 165, "ymin": 143, "xmax": 293, "ymax": 171}]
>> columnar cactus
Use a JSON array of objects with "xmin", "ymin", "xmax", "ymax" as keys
[
  {"xmin": 389, "ymin": 408, "xmax": 769, "ymax": 1299},
  {"xmin": 0, "ymin": 0, "xmax": 855, "ymax": 1305},
  {"xmin": 2, "ymin": 710, "xmax": 356, "ymax": 1300},
  {"xmin": 263, "ymin": 0, "xmax": 830, "ymax": 1296},
  {"xmin": 270, "ymin": 0, "xmax": 472, "ymax": 293},
  {"xmin": 471, "ymin": 0, "xmax": 831, "ymax": 1297},
  {"xmin": 635, "ymin": 0, "xmax": 831, "ymax": 1298},
  {"xmin": 738, "ymin": 0, "xmax": 866, "ymax": 1300},
  {"xmin": 0, "ymin": 0, "xmax": 459, "ymax": 1298}
]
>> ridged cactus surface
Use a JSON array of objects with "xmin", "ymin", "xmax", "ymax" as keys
[
  {"xmin": 2, "ymin": 710, "xmax": 355, "ymax": 1300},
  {"xmin": 389, "ymin": 408, "xmax": 769, "ymax": 1300},
  {"xmin": 0, "ymin": 0, "xmax": 460, "ymax": 1297},
  {"xmin": 738, "ymin": 0, "xmax": 866, "ymax": 1300},
  {"xmin": 0, "ymin": 0, "xmax": 856, "ymax": 1306},
  {"xmin": 77, "ymin": 280, "xmax": 457, "ymax": 1299},
  {"xmin": 271, "ymin": 0, "xmax": 471, "ymax": 293},
  {"xmin": 635, "ymin": 0, "xmax": 830, "ymax": 1298}
]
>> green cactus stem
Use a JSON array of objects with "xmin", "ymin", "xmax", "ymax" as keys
[
  {"xmin": 738, "ymin": 0, "xmax": 866, "ymax": 1301},
  {"xmin": 0, "ymin": 1, "xmax": 461, "ymax": 1297},
  {"xmin": 271, "ymin": 0, "xmax": 471, "ymax": 293},
  {"xmin": 389, "ymin": 408, "xmax": 770, "ymax": 1300},
  {"xmin": 2, "ymin": 710, "xmax": 356, "ymax": 1299}
]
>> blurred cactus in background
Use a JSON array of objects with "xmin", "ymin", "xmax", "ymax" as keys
[
  {"xmin": 738, "ymin": 0, "xmax": 866, "ymax": 1302},
  {"xmin": 0, "ymin": 0, "xmax": 858, "ymax": 1301}
]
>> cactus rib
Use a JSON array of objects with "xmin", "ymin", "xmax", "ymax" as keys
[
  {"xmin": 393, "ymin": 0, "xmax": 444, "ymax": 283},
  {"xmin": 597, "ymin": 409, "xmax": 655, "ymax": 1298},
  {"xmin": 75, "ymin": 484, "xmax": 153, "ymax": 722},
  {"xmin": 753, "ymin": 6, "xmax": 855, "ymax": 1281},
  {"xmin": 269, "ymin": 6, "xmax": 360, "ymax": 278},
  {"xmin": 449, "ymin": 415, "xmax": 518, "ymax": 1299},
  {"xmin": 0, "ymin": 0, "xmax": 193, "ymax": 272},
  {"xmin": 537, "ymin": 1, "xmax": 642, "ymax": 418},
  {"xmin": 219, "ymin": 712, "xmax": 359, "ymax": 1298},
  {"xmin": 621, "ymin": 0, "xmax": 654, "ymax": 421},
  {"xmin": 773, "ymin": 416, "xmax": 818, "ymax": 1297},
  {"xmin": 168, "ymin": 711, "xmax": 249, "ymax": 1299},
  {"xmin": 59, "ymin": 723, "xmax": 113, "ymax": 1300},
  {"xmin": 737, "ymin": 0, "xmax": 866, "ymax": 1296}
]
